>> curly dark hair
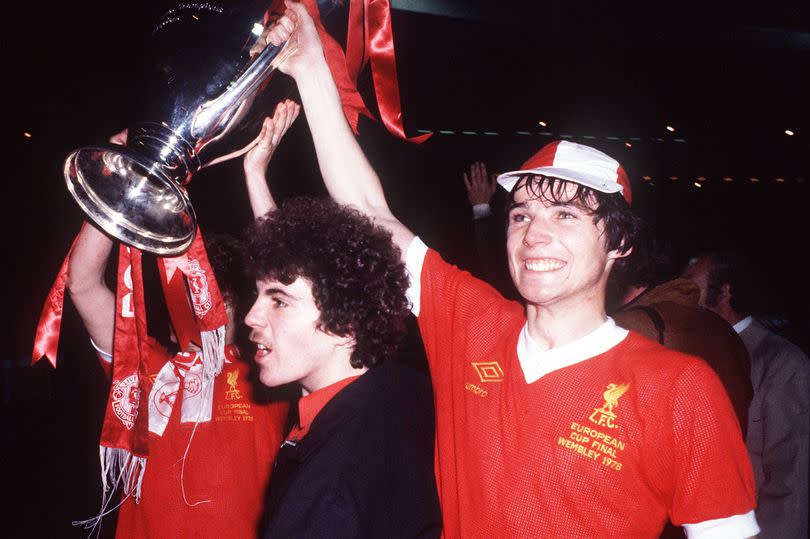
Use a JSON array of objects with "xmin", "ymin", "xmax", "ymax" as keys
[
  {"xmin": 509, "ymin": 175, "xmax": 644, "ymax": 275},
  {"xmin": 203, "ymin": 231, "xmax": 242, "ymax": 307},
  {"xmin": 243, "ymin": 197, "xmax": 410, "ymax": 369}
]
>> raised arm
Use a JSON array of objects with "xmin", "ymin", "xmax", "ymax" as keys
[
  {"xmin": 267, "ymin": 1, "xmax": 415, "ymax": 256},
  {"xmin": 243, "ymin": 99, "xmax": 300, "ymax": 218},
  {"xmin": 67, "ymin": 221, "xmax": 116, "ymax": 355}
]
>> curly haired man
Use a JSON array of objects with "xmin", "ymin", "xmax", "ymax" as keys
[{"xmin": 243, "ymin": 198, "xmax": 440, "ymax": 537}]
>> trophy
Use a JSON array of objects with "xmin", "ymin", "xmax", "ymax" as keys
[{"xmin": 64, "ymin": 0, "xmax": 339, "ymax": 255}]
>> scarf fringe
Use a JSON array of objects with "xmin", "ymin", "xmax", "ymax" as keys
[
  {"xmin": 72, "ymin": 447, "xmax": 147, "ymax": 536},
  {"xmin": 101, "ymin": 446, "xmax": 146, "ymax": 502},
  {"xmin": 200, "ymin": 325, "xmax": 226, "ymax": 379}
]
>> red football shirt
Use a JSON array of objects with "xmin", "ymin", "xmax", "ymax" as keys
[
  {"xmin": 98, "ymin": 339, "xmax": 289, "ymax": 539},
  {"xmin": 413, "ymin": 245, "xmax": 757, "ymax": 538}
]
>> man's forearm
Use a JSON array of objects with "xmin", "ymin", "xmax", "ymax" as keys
[
  {"xmin": 67, "ymin": 222, "xmax": 116, "ymax": 354},
  {"xmin": 295, "ymin": 59, "xmax": 389, "ymax": 215},
  {"xmin": 245, "ymin": 170, "xmax": 277, "ymax": 218}
]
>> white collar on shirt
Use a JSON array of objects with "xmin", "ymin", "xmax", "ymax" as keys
[
  {"xmin": 732, "ymin": 315, "xmax": 753, "ymax": 334},
  {"xmin": 517, "ymin": 317, "xmax": 629, "ymax": 384}
]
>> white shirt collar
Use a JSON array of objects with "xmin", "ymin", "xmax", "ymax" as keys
[
  {"xmin": 517, "ymin": 317, "xmax": 629, "ymax": 384},
  {"xmin": 732, "ymin": 315, "xmax": 753, "ymax": 334}
]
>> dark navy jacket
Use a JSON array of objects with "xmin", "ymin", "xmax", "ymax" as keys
[{"xmin": 263, "ymin": 360, "xmax": 441, "ymax": 538}]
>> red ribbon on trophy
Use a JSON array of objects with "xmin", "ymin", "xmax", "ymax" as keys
[
  {"xmin": 31, "ymin": 241, "xmax": 77, "ymax": 368},
  {"xmin": 265, "ymin": 0, "xmax": 429, "ymax": 142}
]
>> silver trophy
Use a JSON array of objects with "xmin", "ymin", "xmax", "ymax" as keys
[{"xmin": 65, "ymin": 0, "xmax": 339, "ymax": 255}]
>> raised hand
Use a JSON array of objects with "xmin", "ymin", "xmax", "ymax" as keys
[
  {"xmin": 463, "ymin": 161, "xmax": 497, "ymax": 206},
  {"xmin": 244, "ymin": 99, "xmax": 301, "ymax": 180},
  {"xmin": 243, "ymin": 98, "xmax": 301, "ymax": 218}
]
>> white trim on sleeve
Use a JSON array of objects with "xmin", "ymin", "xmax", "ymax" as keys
[
  {"xmin": 90, "ymin": 339, "xmax": 113, "ymax": 363},
  {"xmin": 683, "ymin": 510, "xmax": 759, "ymax": 539},
  {"xmin": 404, "ymin": 236, "xmax": 428, "ymax": 317}
]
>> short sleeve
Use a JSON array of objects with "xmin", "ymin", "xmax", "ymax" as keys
[{"xmin": 668, "ymin": 359, "xmax": 757, "ymax": 528}]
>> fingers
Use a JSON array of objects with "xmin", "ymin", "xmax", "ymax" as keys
[
  {"xmin": 280, "ymin": 101, "xmax": 300, "ymax": 137},
  {"xmin": 463, "ymin": 162, "xmax": 498, "ymax": 206},
  {"xmin": 266, "ymin": 15, "xmax": 293, "ymax": 46},
  {"xmin": 269, "ymin": 99, "xmax": 300, "ymax": 146},
  {"xmin": 284, "ymin": 101, "xmax": 301, "ymax": 131},
  {"xmin": 478, "ymin": 162, "xmax": 488, "ymax": 182},
  {"xmin": 257, "ymin": 117, "xmax": 273, "ymax": 149},
  {"xmin": 468, "ymin": 162, "xmax": 488, "ymax": 185},
  {"xmin": 270, "ymin": 103, "xmax": 287, "ymax": 147},
  {"xmin": 248, "ymin": 100, "xmax": 300, "ymax": 163},
  {"xmin": 277, "ymin": 13, "xmax": 295, "ymax": 34},
  {"xmin": 109, "ymin": 128, "xmax": 128, "ymax": 146},
  {"xmin": 285, "ymin": 0, "xmax": 309, "ymax": 20}
]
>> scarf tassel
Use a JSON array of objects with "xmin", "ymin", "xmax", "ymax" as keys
[
  {"xmin": 72, "ymin": 448, "xmax": 146, "ymax": 536},
  {"xmin": 200, "ymin": 326, "xmax": 226, "ymax": 379}
]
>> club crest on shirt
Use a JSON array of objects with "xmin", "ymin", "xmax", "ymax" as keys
[
  {"xmin": 112, "ymin": 373, "xmax": 140, "ymax": 430},
  {"xmin": 588, "ymin": 382, "xmax": 630, "ymax": 429},
  {"xmin": 225, "ymin": 368, "xmax": 243, "ymax": 400},
  {"xmin": 187, "ymin": 259, "xmax": 212, "ymax": 318}
]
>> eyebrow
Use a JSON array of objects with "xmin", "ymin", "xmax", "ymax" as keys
[
  {"xmin": 510, "ymin": 197, "xmax": 590, "ymax": 212},
  {"xmin": 507, "ymin": 200, "xmax": 527, "ymax": 212},
  {"xmin": 262, "ymin": 287, "xmax": 296, "ymax": 300}
]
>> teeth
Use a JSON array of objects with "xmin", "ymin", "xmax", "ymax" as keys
[
  {"xmin": 525, "ymin": 259, "xmax": 565, "ymax": 271},
  {"xmin": 257, "ymin": 344, "xmax": 269, "ymax": 351}
]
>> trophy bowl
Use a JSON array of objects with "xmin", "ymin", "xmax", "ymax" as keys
[{"xmin": 65, "ymin": 0, "xmax": 340, "ymax": 255}]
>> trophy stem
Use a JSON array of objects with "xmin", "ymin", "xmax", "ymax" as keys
[{"xmin": 128, "ymin": 123, "xmax": 202, "ymax": 187}]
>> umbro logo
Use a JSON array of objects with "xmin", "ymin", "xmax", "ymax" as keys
[{"xmin": 471, "ymin": 361, "xmax": 504, "ymax": 383}]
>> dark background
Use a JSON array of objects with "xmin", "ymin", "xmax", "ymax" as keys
[{"xmin": 3, "ymin": 1, "xmax": 810, "ymax": 536}]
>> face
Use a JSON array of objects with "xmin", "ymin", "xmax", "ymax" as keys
[
  {"xmin": 245, "ymin": 276, "xmax": 349, "ymax": 393},
  {"xmin": 506, "ymin": 181, "xmax": 622, "ymax": 309},
  {"xmin": 681, "ymin": 256, "xmax": 712, "ymax": 308}
]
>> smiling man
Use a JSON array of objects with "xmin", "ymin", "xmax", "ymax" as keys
[
  {"xmin": 242, "ymin": 197, "xmax": 440, "ymax": 538},
  {"xmin": 267, "ymin": 3, "xmax": 761, "ymax": 537}
]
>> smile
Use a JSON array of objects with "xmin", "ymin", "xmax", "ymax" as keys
[{"xmin": 524, "ymin": 258, "xmax": 566, "ymax": 272}]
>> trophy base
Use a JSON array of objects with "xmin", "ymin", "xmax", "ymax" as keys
[{"xmin": 65, "ymin": 145, "xmax": 197, "ymax": 256}]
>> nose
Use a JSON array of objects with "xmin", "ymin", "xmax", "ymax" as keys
[
  {"xmin": 244, "ymin": 299, "xmax": 264, "ymax": 330},
  {"xmin": 523, "ymin": 217, "xmax": 552, "ymax": 247}
]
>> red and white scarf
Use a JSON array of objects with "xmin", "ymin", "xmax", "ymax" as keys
[
  {"xmin": 33, "ymin": 229, "xmax": 229, "ymax": 526},
  {"xmin": 96, "ymin": 244, "xmax": 150, "ymax": 503},
  {"xmin": 148, "ymin": 345, "xmax": 239, "ymax": 436},
  {"xmin": 157, "ymin": 228, "xmax": 229, "ymax": 381}
]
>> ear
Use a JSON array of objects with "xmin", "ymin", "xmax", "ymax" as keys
[
  {"xmin": 719, "ymin": 283, "xmax": 733, "ymax": 304},
  {"xmin": 608, "ymin": 244, "xmax": 633, "ymax": 261}
]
